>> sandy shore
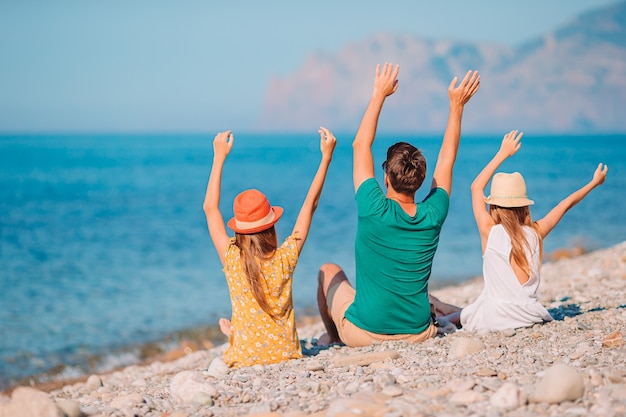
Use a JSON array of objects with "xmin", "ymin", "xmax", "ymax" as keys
[{"xmin": 1, "ymin": 241, "xmax": 625, "ymax": 417}]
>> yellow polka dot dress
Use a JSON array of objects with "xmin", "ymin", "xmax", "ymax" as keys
[{"xmin": 222, "ymin": 235, "xmax": 302, "ymax": 367}]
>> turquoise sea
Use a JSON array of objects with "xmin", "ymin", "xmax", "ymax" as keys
[{"xmin": 1, "ymin": 133, "xmax": 624, "ymax": 390}]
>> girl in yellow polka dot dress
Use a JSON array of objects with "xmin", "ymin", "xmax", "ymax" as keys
[{"xmin": 203, "ymin": 128, "xmax": 336, "ymax": 367}]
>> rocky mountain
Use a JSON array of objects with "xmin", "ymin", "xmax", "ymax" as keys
[{"xmin": 258, "ymin": 2, "xmax": 626, "ymax": 134}]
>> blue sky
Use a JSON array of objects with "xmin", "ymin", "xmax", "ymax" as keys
[{"xmin": 0, "ymin": 0, "xmax": 620, "ymax": 133}]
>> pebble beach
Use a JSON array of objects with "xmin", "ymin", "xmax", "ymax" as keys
[{"xmin": 2, "ymin": 241, "xmax": 625, "ymax": 417}]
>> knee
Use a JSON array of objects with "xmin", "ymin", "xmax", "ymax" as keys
[
  {"xmin": 317, "ymin": 263, "xmax": 347, "ymax": 289},
  {"xmin": 318, "ymin": 263, "xmax": 342, "ymax": 285}
]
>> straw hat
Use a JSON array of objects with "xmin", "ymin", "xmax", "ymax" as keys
[
  {"xmin": 227, "ymin": 189, "xmax": 283, "ymax": 234},
  {"xmin": 484, "ymin": 172, "xmax": 534, "ymax": 208}
]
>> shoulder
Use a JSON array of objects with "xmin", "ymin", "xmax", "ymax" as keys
[
  {"xmin": 488, "ymin": 224, "xmax": 506, "ymax": 237},
  {"xmin": 356, "ymin": 178, "xmax": 382, "ymax": 198},
  {"xmin": 419, "ymin": 187, "xmax": 450, "ymax": 220},
  {"xmin": 225, "ymin": 237, "xmax": 237, "ymax": 251},
  {"xmin": 522, "ymin": 225, "xmax": 541, "ymax": 245},
  {"xmin": 266, "ymin": 235, "xmax": 298, "ymax": 269},
  {"xmin": 224, "ymin": 238, "xmax": 241, "ymax": 264},
  {"xmin": 225, "ymin": 237, "xmax": 237, "ymax": 250},
  {"xmin": 283, "ymin": 233, "xmax": 298, "ymax": 246},
  {"xmin": 278, "ymin": 234, "xmax": 299, "ymax": 255},
  {"xmin": 486, "ymin": 224, "xmax": 512, "ymax": 247},
  {"xmin": 423, "ymin": 187, "xmax": 450, "ymax": 205},
  {"xmin": 356, "ymin": 178, "xmax": 387, "ymax": 213}
]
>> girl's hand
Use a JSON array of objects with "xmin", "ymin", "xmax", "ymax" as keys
[
  {"xmin": 318, "ymin": 126, "xmax": 337, "ymax": 159},
  {"xmin": 591, "ymin": 163, "xmax": 608, "ymax": 186},
  {"xmin": 498, "ymin": 130, "xmax": 523, "ymax": 158},
  {"xmin": 213, "ymin": 130, "xmax": 234, "ymax": 160}
]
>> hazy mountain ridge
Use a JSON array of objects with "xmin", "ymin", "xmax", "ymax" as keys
[{"xmin": 258, "ymin": 2, "xmax": 626, "ymax": 134}]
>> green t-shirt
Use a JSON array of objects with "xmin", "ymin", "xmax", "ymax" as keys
[{"xmin": 345, "ymin": 178, "xmax": 450, "ymax": 334}]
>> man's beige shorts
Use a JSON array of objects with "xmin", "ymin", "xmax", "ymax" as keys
[{"xmin": 327, "ymin": 278, "xmax": 437, "ymax": 347}]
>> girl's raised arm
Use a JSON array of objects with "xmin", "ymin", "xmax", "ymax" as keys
[
  {"xmin": 471, "ymin": 130, "xmax": 522, "ymax": 252},
  {"xmin": 535, "ymin": 163, "xmax": 608, "ymax": 239},
  {"xmin": 203, "ymin": 130, "xmax": 234, "ymax": 265},
  {"xmin": 292, "ymin": 127, "xmax": 337, "ymax": 254}
]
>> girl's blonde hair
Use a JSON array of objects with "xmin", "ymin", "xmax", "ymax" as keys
[
  {"xmin": 489, "ymin": 205, "xmax": 543, "ymax": 275},
  {"xmin": 234, "ymin": 227, "xmax": 279, "ymax": 320}
]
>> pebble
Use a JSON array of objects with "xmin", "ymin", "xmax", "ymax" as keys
[
  {"xmin": 192, "ymin": 391, "xmax": 215, "ymax": 406},
  {"xmin": 331, "ymin": 350, "xmax": 400, "ymax": 367},
  {"xmin": 207, "ymin": 356, "xmax": 229, "ymax": 377},
  {"xmin": 56, "ymin": 398, "xmax": 82, "ymax": 417},
  {"xmin": 0, "ymin": 387, "xmax": 63, "ymax": 417},
  {"xmin": 449, "ymin": 389, "xmax": 485, "ymax": 405},
  {"xmin": 381, "ymin": 386, "xmax": 403, "ymax": 397},
  {"xmin": 490, "ymin": 382, "xmax": 521, "ymax": 410},
  {"xmin": 602, "ymin": 331, "xmax": 624, "ymax": 348},
  {"xmin": 501, "ymin": 328, "xmax": 517, "ymax": 337},
  {"xmin": 531, "ymin": 362, "xmax": 585, "ymax": 404},
  {"xmin": 305, "ymin": 360, "xmax": 324, "ymax": 371},
  {"xmin": 476, "ymin": 367, "xmax": 498, "ymax": 377},
  {"xmin": 169, "ymin": 370, "xmax": 218, "ymax": 403},
  {"xmin": 86, "ymin": 374, "xmax": 103, "ymax": 390},
  {"xmin": 110, "ymin": 392, "xmax": 145, "ymax": 409},
  {"xmin": 448, "ymin": 337, "xmax": 486, "ymax": 358},
  {"xmin": 1, "ymin": 241, "xmax": 623, "ymax": 417}
]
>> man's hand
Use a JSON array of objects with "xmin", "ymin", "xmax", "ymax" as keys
[
  {"xmin": 372, "ymin": 63, "xmax": 400, "ymax": 99},
  {"xmin": 432, "ymin": 70, "xmax": 480, "ymax": 195},
  {"xmin": 448, "ymin": 70, "xmax": 480, "ymax": 108}
]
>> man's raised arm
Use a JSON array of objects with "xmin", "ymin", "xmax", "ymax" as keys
[
  {"xmin": 431, "ymin": 70, "xmax": 480, "ymax": 195},
  {"xmin": 353, "ymin": 63, "xmax": 400, "ymax": 192}
]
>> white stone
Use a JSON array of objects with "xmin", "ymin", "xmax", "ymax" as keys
[
  {"xmin": 206, "ymin": 357, "xmax": 229, "ymax": 378},
  {"xmin": 449, "ymin": 390, "xmax": 485, "ymax": 405},
  {"xmin": 0, "ymin": 387, "xmax": 63, "ymax": 417},
  {"xmin": 490, "ymin": 382, "xmax": 520, "ymax": 410},
  {"xmin": 532, "ymin": 362, "xmax": 584, "ymax": 403},
  {"xmin": 381, "ymin": 386, "xmax": 403, "ymax": 397},
  {"xmin": 326, "ymin": 398, "xmax": 389, "ymax": 417},
  {"xmin": 110, "ymin": 393, "xmax": 144, "ymax": 409},
  {"xmin": 448, "ymin": 337, "xmax": 486, "ymax": 358},
  {"xmin": 192, "ymin": 392, "xmax": 214, "ymax": 406},
  {"xmin": 501, "ymin": 328, "xmax": 516, "ymax": 337},
  {"xmin": 56, "ymin": 399, "xmax": 81, "ymax": 417},
  {"xmin": 170, "ymin": 371, "xmax": 218, "ymax": 404},
  {"xmin": 85, "ymin": 374, "xmax": 103, "ymax": 390},
  {"xmin": 305, "ymin": 360, "xmax": 324, "ymax": 371},
  {"xmin": 448, "ymin": 378, "xmax": 476, "ymax": 392}
]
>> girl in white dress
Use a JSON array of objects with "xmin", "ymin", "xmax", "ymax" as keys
[{"xmin": 448, "ymin": 130, "xmax": 608, "ymax": 331}]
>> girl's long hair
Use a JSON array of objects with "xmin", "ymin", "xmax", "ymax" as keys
[
  {"xmin": 489, "ymin": 205, "xmax": 543, "ymax": 275},
  {"xmin": 234, "ymin": 227, "xmax": 279, "ymax": 320}
]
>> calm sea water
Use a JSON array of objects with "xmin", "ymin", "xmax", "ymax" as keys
[{"xmin": 1, "ymin": 133, "xmax": 624, "ymax": 389}]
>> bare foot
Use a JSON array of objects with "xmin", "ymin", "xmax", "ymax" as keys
[
  {"xmin": 219, "ymin": 318, "xmax": 232, "ymax": 338},
  {"xmin": 315, "ymin": 332, "xmax": 342, "ymax": 346},
  {"xmin": 316, "ymin": 333, "xmax": 331, "ymax": 346},
  {"xmin": 436, "ymin": 318, "xmax": 458, "ymax": 336}
]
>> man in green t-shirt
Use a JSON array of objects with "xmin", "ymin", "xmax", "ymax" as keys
[{"xmin": 316, "ymin": 63, "xmax": 480, "ymax": 346}]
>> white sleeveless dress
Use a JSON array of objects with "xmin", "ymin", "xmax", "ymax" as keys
[{"xmin": 460, "ymin": 224, "xmax": 553, "ymax": 331}]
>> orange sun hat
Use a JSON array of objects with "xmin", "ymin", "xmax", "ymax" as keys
[{"xmin": 227, "ymin": 189, "xmax": 283, "ymax": 234}]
